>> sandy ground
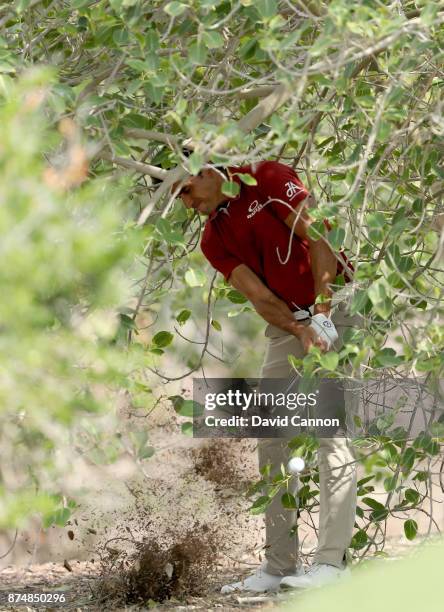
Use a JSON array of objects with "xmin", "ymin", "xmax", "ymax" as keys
[
  {"xmin": 0, "ymin": 539, "xmax": 435, "ymax": 612},
  {"xmin": 0, "ymin": 559, "xmax": 277, "ymax": 611},
  {"xmin": 0, "ymin": 394, "xmax": 442, "ymax": 611}
]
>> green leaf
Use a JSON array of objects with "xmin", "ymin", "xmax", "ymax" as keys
[
  {"xmin": 156, "ymin": 218, "xmax": 184, "ymax": 245},
  {"xmin": 375, "ymin": 298, "xmax": 393, "ymax": 320},
  {"xmin": 202, "ymin": 31, "xmax": 225, "ymax": 49},
  {"xmin": 351, "ymin": 529, "xmax": 368, "ymax": 550},
  {"xmin": 413, "ymin": 471, "xmax": 429, "ymax": 482},
  {"xmin": 368, "ymin": 280, "xmax": 392, "ymax": 319},
  {"xmin": 308, "ymin": 220, "xmax": 327, "ymax": 241},
  {"xmin": 235, "ymin": 172, "xmax": 257, "ymax": 186},
  {"xmin": 176, "ymin": 309, "xmax": 191, "ymax": 325},
  {"xmin": 401, "ymin": 447, "xmax": 416, "ymax": 473},
  {"xmin": 119, "ymin": 313, "xmax": 136, "ymax": 330},
  {"xmin": 54, "ymin": 507, "xmax": 71, "ymax": 527},
  {"xmin": 353, "ymin": 414, "xmax": 362, "ymax": 428},
  {"xmin": 181, "ymin": 422, "xmax": 193, "ymax": 436},
  {"xmin": 366, "ymin": 212, "xmax": 386, "ymax": 230},
  {"xmin": 240, "ymin": 39, "xmax": 258, "ymax": 61},
  {"xmin": 152, "ymin": 331, "xmax": 174, "ymax": 348},
  {"xmin": 288, "ymin": 355, "xmax": 303, "ymax": 370},
  {"xmin": 149, "ymin": 348, "xmax": 164, "ymax": 356},
  {"xmin": 130, "ymin": 430, "xmax": 148, "ymax": 449},
  {"xmin": 374, "ymin": 348, "xmax": 402, "ymax": 367},
  {"xmin": 319, "ymin": 351, "xmax": 339, "ymax": 371},
  {"xmin": 350, "ymin": 289, "xmax": 370, "ymax": 315},
  {"xmin": 126, "ymin": 59, "xmax": 149, "ymax": 73},
  {"xmin": 71, "ymin": 0, "xmax": 92, "ymax": 7},
  {"xmin": 189, "ymin": 41, "xmax": 207, "ymax": 65},
  {"xmin": 185, "ymin": 268, "xmax": 206, "ymax": 287},
  {"xmin": 383, "ymin": 475, "xmax": 398, "ymax": 492},
  {"xmin": 15, "ymin": 0, "xmax": 33, "ymax": 12},
  {"xmin": 405, "ymin": 488, "xmax": 420, "ymax": 505},
  {"xmin": 255, "ymin": 0, "xmax": 277, "ymax": 19},
  {"xmin": 281, "ymin": 492, "xmax": 297, "ymax": 509},
  {"xmin": 145, "ymin": 30, "xmax": 160, "ymax": 52},
  {"xmin": 227, "ymin": 306, "xmax": 253, "ymax": 317},
  {"xmin": 227, "ymin": 289, "xmax": 247, "ymax": 304},
  {"xmin": 420, "ymin": 3, "xmax": 439, "ymax": 26},
  {"xmin": 370, "ymin": 508, "xmax": 389, "ymax": 522},
  {"xmin": 164, "ymin": 1, "xmax": 188, "ymax": 17},
  {"xmin": 138, "ymin": 445, "xmax": 155, "ymax": 460},
  {"xmin": 188, "ymin": 151, "xmax": 204, "ymax": 175},
  {"xmin": 362, "ymin": 497, "xmax": 385, "ymax": 511},
  {"xmin": 170, "ymin": 396, "xmax": 203, "ymax": 417},
  {"xmin": 211, "ymin": 319, "xmax": 222, "ymax": 331},
  {"xmin": 368, "ymin": 280, "xmax": 387, "ymax": 305},
  {"xmin": 250, "ymin": 495, "xmax": 271, "ymax": 515},
  {"xmin": 180, "ymin": 400, "xmax": 201, "ymax": 417},
  {"xmin": 313, "ymin": 294, "xmax": 329, "ymax": 308},
  {"xmin": 221, "ymin": 180, "xmax": 240, "ymax": 197},
  {"xmin": 327, "ymin": 227, "xmax": 345, "ymax": 250},
  {"xmin": 168, "ymin": 395, "xmax": 183, "ymax": 410},
  {"xmin": 367, "ymin": 212, "xmax": 386, "ymax": 241},
  {"xmin": 376, "ymin": 412, "xmax": 395, "ymax": 431},
  {"xmin": 404, "ymin": 518, "xmax": 418, "ymax": 540}
]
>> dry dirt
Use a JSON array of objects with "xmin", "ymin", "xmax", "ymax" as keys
[
  {"xmin": 0, "ymin": 559, "xmax": 287, "ymax": 611},
  {"xmin": 0, "ymin": 403, "xmax": 278, "ymax": 611},
  {"xmin": 0, "ymin": 399, "xmax": 442, "ymax": 611}
]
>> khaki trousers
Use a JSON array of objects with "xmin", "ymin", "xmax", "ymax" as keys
[{"xmin": 258, "ymin": 301, "xmax": 359, "ymax": 574}]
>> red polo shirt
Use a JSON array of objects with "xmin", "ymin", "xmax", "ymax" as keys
[{"xmin": 201, "ymin": 160, "xmax": 352, "ymax": 311}]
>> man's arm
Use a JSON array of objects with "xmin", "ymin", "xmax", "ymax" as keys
[
  {"xmin": 283, "ymin": 197, "xmax": 337, "ymax": 316},
  {"xmin": 229, "ymin": 264, "xmax": 328, "ymax": 353}
]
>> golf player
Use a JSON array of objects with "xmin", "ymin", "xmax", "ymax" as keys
[{"xmin": 174, "ymin": 160, "xmax": 358, "ymax": 592}]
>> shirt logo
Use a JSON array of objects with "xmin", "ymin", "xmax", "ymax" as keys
[
  {"xmin": 246, "ymin": 199, "xmax": 265, "ymax": 219},
  {"xmin": 285, "ymin": 181, "xmax": 303, "ymax": 201}
]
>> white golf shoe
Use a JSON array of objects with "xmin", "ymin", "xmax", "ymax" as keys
[
  {"xmin": 280, "ymin": 562, "xmax": 350, "ymax": 590},
  {"xmin": 221, "ymin": 566, "xmax": 304, "ymax": 594}
]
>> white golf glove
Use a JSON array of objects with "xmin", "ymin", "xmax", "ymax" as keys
[{"xmin": 309, "ymin": 313, "xmax": 338, "ymax": 349}]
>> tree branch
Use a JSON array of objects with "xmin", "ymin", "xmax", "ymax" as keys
[{"xmin": 100, "ymin": 151, "xmax": 168, "ymax": 180}]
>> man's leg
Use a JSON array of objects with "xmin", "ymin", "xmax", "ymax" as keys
[
  {"xmin": 221, "ymin": 303, "xmax": 360, "ymax": 593},
  {"xmin": 257, "ymin": 439, "xmax": 299, "ymax": 575},
  {"xmin": 313, "ymin": 302, "xmax": 360, "ymax": 568},
  {"xmin": 280, "ymin": 302, "xmax": 361, "ymax": 589},
  {"xmin": 221, "ymin": 332, "xmax": 305, "ymax": 593},
  {"xmin": 258, "ymin": 330, "xmax": 306, "ymax": 575},
  {"xmin": 261, "ymin": 304, "xmax": 360, "ymax": 573},
  {"xmin": 314, "ymin": 437, "xmax": 357, "ymax": 567}
]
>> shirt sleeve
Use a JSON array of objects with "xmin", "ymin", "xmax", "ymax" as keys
[
  {"xmin": 255, "ymin": 160, "xmax": 310, "ymax": 222},
  {"xmin": 201, "ymin": 224, "xmax": 242, "ymax": 282}
]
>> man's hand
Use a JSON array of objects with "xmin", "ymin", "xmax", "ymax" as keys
[
  {"xmin": 228, "ymin": 265, "xmax": 334, "ymax": 355},
  {"xmin": 298, "ymin": 325, "xmax": 329, "ymax": 354},
  {"xmin": 229, "ymin": 264, "xmax": 312, "ymax": 339}
]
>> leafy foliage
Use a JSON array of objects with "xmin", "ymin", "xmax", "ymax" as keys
[
  {"xmin": 0, "ymin": 70, "xmax": 144, "ymax": 527},
  {"xmin": 0, "ymin": 0, "xmax": 442, "ymax": 553}
]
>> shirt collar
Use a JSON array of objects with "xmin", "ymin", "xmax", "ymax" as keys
[{"xmin": 208, "ymin": 166, "xmax": 243, "ymax": 221}]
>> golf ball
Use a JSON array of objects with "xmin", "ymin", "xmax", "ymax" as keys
[{"xmin": 287, "ymin": 457, "xmax": 305, "ymax": 474}]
